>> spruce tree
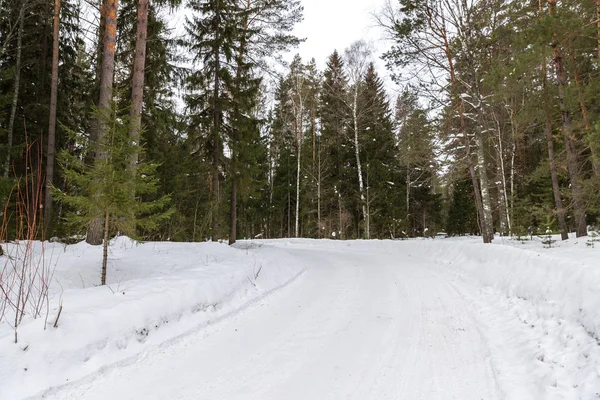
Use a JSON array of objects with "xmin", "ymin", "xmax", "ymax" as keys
[
  {"xmin": 185, "ymin": 0, "xmax": 239, "ymax": 240},
  {"xmin": 57, "ymin": 107, "xmax": 172, "ymax": 285},
  {"xmin": 396, "ymin": 91, "xmax": 441, "ymax": 236},
  {"xmin": 358, "ymin": 63, "xmax": 400, "ymax": 238},
  {"xmin": 319, "ymin": 50, "xmax": 352, "ymax": 238}
]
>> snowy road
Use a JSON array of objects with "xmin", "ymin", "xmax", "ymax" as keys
[{"xmin": 44, "ymin": 242, "xmax": 503, "ymax": 400}]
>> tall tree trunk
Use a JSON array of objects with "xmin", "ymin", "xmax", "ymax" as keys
[
  {"xmin": 470, "ymin": 80, "xmax": 495, "ymax": 243},
  {"xmin": 537, "ymin": 0, "xmax": 567, "ymax": 240},
  {"xmin": 86, "ymin": 0, "xmax": 106, "ymax": 165},
  {"xmin": 94, "ymin": 0, "xmax": 106, "ymax": 100},
  {"xmin": 475, "ymin": 132, "xmax": 494, "ymax": 242},
  {"xmin": 97, "ymin": 0, "xmax": 118, "ymax": 120},
  {"xmin": 128, "ymin": 0, "xmax": 148, "ymax": 171},
  {"xmin": 312, "ymin": 106, "xmax": 316, "ymax": 165},
  {"xmin": 317, "ymin": 137, "xmax": 321, "ymax": 238},
  {"xmin": 507, "ymin": 106, "xmax": 518, "ymax": 234},
  {"xmin": 466, "ymin": 160, "xmax": 489, "ymax": 241},
  {"xmin": 406, "ymin": 168, "xmax": 410, "ymax": 234},
  {"xmin": 211, "ymin": 0, "xmax": 221, "ymax": 241},
  {"xmin": 338, "ymin": 191, "xmax": 343, "ymax": 239},
  {"xmin": 365, "ymin": 166, "xmax": 370, "ymax": 238},
  {"xmin": 440, "ymin": 20, "xmax": 489, "ymax": 243},
  {"xmin": 548, "ymin": 0, "xmax": 586, "ymax": 238},
  {"xmin": 229, "ymin": 178, "xmax": 237, "ymax": 244},
  {"xmin": 295, "ymin": 115, "xmax": 302, "ymax": 238},
  {"xmin": 229, "ymin": 149, "xmax": 238, "ymax": 242},
  {"xmin": 510, "ymin": 131, "xmax": 515, "ymax": 230},
  {"xmin": 295, "ymin": 142, "xmax": 301, "ymax": 237},
  {"xmin": 87, "ymin": 0, "xmax": 119, "ymax": 245},
  {"xmin": 101, "ymin": 208, "xmax": 109, "ymax": 285},
  {"xmin": 597, "ymin": 0, "xmax": 600, "ymax": 61},
  {"xmin": 352, "ymin": 87, "xmax": 367, "ymax": 238},
  {"xmin": 44, "ymin": 0, "xmax": 61, "ymax": 226},
  {"xmin": 496, "ymin": 170, "xmax": 507, "ymax": 234},
  {"xmin": 543, "ymin": 67, "xmax": 569, "ymax": 240},
  {"xmin": 492, "ymin": 110, "xmax": 511, "ymax": 234},
  {"xmin": 569, "ymin": 52, "xmax": 600, "ymax": 179},
  {"xmin": 287, "ymin": 173, "xmax": 291, "ymax": 237},
  {"xmin": 229, "ymin": 4, "xmax": 250, "ymax": 245},
  {"xmin": 545, "ymin": 106, "xmax": 569, "ymax": 240},
  {"xmin": 553, "ymin": 50, "xmax": 586, "ymax": 237},
  {"xmin": 3, "ymin": 6, "xmax": 24, "ymax": 178}
]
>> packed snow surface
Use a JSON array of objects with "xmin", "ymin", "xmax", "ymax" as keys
[{"xmin": 1, "ymin": 235, "xmax": 599, "ymax": 399}]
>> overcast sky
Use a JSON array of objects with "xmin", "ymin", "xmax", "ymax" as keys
[
  {"xmin": 290, "ymin": 0, "xmax": 385, "ymax": 64},
  {"xmin": 286, "ymin": 0, "xmax": 396, "ymax": 95}
]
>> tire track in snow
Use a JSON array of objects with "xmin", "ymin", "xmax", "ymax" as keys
[{"xmin": 42, "ymin": 242, "xmax": 504, "ymax": 400}]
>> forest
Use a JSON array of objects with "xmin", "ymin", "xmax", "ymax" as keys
[{"xmin": 0, "ymin": 0, "xmax": 599, "ymax": 245}]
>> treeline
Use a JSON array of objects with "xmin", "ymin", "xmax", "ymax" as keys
[
  {"xmin": 379, "ymin": 0, "xmax": 600, "ymax": 242},
  {"xmin": 1, "ymin": 0, "xmax": 598, "ymax": 245},
  {"xmin": 267, "ymin": 49, "xmax": 441, "ymax": 240}
]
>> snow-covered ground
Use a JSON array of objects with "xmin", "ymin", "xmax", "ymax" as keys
[{"xmin": 1, "ymin": 235, "xmax": 599, "ymax": 399}]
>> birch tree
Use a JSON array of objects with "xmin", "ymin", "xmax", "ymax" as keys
[
  {"xmin": 343, "ymin": 40, "xmax": 371, "ymax": 238},
  {"xmin": 287, "ymin": 56, "xmax": 310, "ymax": 238}
]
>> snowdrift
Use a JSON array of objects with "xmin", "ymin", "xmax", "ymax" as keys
[
  {"xmin": 0, "ymin": 238, "xmax": 305, "ymax": 400},
  {"xmin": 278, "ymin": 237, "xmax": 600, "ymax": 341},
  {"xmin": 267, "ymin": 238, "xmax": 600, "ymax": 398},
  {"xmin": 407, "ymin": 239, "xmax": 600, "ymax": 341},
  {"xmin": 394, "ymin": 238, "xmax": 600, "ymax": 399}
]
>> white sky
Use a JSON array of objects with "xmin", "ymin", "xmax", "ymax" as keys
[
  {"xmin": 284, "ymin": 0, "xmax": 397, "ymax": 97},
  {"xmin": 290, "ymin": 0, "xmax": 385, "ymax": 65}
]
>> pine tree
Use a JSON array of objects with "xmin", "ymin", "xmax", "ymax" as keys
[
  {"xmin": 87, "ymin": 0, "xmax": 119, "ymax": 245},
  {"xmin": 128, "ymin": 0, "xmax": 149, "ymax": 173},
  {"xmin": 115, "ymin": 1, "xmax": 184, "ymax": 240}
]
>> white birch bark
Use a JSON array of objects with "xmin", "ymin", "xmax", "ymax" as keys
[
  {"xmin": 492, "ymin": 111, "xmax": 511, "ymax": 234},
  {"xmin": 293, "ymin": 77, "xmax": 305, "ymax": 238},
  {"xmin": 344, "ymin": 40, "xmax": 372, "ymax": 239},
  {"xmin": 352, "ymin": 86, "xmax": 368, "ymax": 239},
  {"xmin": 295, "ymin": 131, "xmax": 302, "ymax": 237},
  {"xmin": 317, "ymin": 140, "xmax": 321, "ymax": 237}
]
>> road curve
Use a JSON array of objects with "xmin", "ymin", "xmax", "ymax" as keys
[{"xmin": 43, "ymin": 242, "xmax": 503, "ymax": 400}]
